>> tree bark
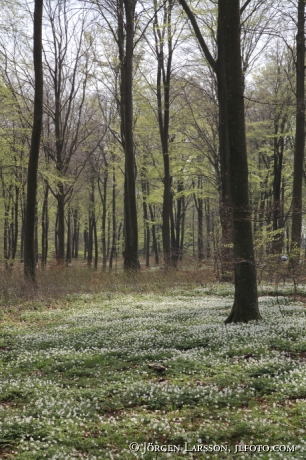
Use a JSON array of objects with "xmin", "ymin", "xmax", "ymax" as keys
[
  {"xmin": 41, "ymin": 184, "xmax": 49, "ymax": 266},
  {"xmin": 55, "ymin": 187, "xmax": 65, "ymax": 264},
  {"xmin": 66, "ymin": 206, "xmax": 72, "ymax": 265},
  {"xmin": 149, "ymin": 204, "xmax": 159, "ymax": 265},
  {"xmin": 109, "ymin": 164, "xmax": 117, "ymax": 270},
  {"xmin": 271, "ymin": 117, "xmax": 286, "ymax": 255},
  {"xmin": 98, "ymin": 168, "xmax": 108, "ymax": 270},
  {"xmin": 24, "ymin": 0, "xmax": 43, "ymax": 282},
  {"xmin": 290, "ymin": 0, "xmax": 305, "ymax": 266},
  {"xmin": 220, "ymin": 0, "xmax": 261, "ymax": 323},
  {"xmin": 153, "ymin": 0, "xmax": 174, "ymax": 268},
  {"xmin": 205, "ymin": 198, "xmax": 211, "ymax": 259},
  {"xmin": 122, "ymin": 0, "xmax": 139, "ymax": 270},
  {"xmin": 142, "ymin": 179, "xmax": 150, "ymax": 267}
]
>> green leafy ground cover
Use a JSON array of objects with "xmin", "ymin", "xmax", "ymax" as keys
[{"xmin": 1, "ymin": 288, "xmax": 306, "ymax": 459}]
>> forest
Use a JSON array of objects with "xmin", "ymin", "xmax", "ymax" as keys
[
  {"xmin": 1, "ymin": 0, "xmax": 304, "ymax": 293},
  {"xmin": 2, "ymin": 1, "xmax": 306, "ymax": 458}
]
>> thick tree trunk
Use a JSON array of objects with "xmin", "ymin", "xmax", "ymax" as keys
[
  {"xmin": 217, "ymin": 6, "xmax": 234, "ymax": 280},
  {"xmin": 122, "ymin": 0, "xmax": 139, "ymax": 270},
  {"xmin": 35, "ymin": 208, "xmax": 38, "ymax": 263},
  {"xmin": 20, "ymin": 203, "xmax": 25, "ymax": 262},
  {"xmin": 290, "ymin": 0, "xmax": 305, "ymax": 266},
  {"xmin": 220, "ymin": 0, "xmax": 261, "ymax": 323},
  {"xmin": 24, "ymin": 0, "xmax": 43, "ymax": 282}
]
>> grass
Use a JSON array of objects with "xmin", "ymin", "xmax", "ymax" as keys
[{"xmin": 1, "ymin": 269, "xmax": 306, "ymax": 458}]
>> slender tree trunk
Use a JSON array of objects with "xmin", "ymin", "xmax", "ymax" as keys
[
  {"xmin": 88, "ymin": 214, "xmax": 93, "ymax": 267},
  {"xmin": 149, "ymin": 204, "xmax": 159, "ymax": 265},
  {"xmin": 66, "ymin": 206, "xmax": 72, "ymax": 265},
  {"xmin": 179, "ymin": 197, "xmax": 185, "ymax": 261},
  {"xmin": 41, "ymin": 184, "xmax": 49, "ymax": 266},
  {"xmin": 12, "ymin": 185, "xmax": 19, "ymax": 260},
  {"xmin": 107, "ymin": 215, "xmax": 111, "ymax": 264},
  {"xmin": 4, "ymin": 202, "xmax": 10, "ymax": 263},
  {"xmin": 153, "ymin": 0, "xmax": 174, "ymax": 268},
  {"xmin": 76, "ymin": 221, "xmax": 80, "ymax": 258},
  {"xmin": 56, "ymin": 187, "xmax": 65, "ymax": 264},
  {"xmin": 117, "ymin": 220, "xmax": 123, "ymax": 266},
  {"xmin": 87, "ymin": 181, "xmax": 96, "ymax": 267},
  {"xmin": 84, "ymin": 229, "xmax": 88, "ymax": 260},
  {"xmin": 221, "ymin": 0, "xmax": 261, "ymax": 323},
  {"xmin": 72, "ymin": 208, "xmax": 77, "ymax": 258},
  {"xmin": 109, "ymin": 165, "xmax": 117, "ymax": 270},
  {"xmin": 271, "ymin": 117, "xmax": 286, "ymax": 254},
  {"xmin": 290, "ymin": 0, "xmax": 305, "ymax": 266},
  {"xmin": 194, "ymin": 178, "xmax": 204, "ymax": 261},
  {"xmin": 172, "ymin": 179, "xmax": 184, "ymax": 264},
  {"xmin": 72, "ymin": 208, "xmax": 79, "ymax": 259},
  {"xmin": 99, "ymin": 173, "xmax": 107, "ymax": 270},
  {"xmin": 24, "ymin": 0, "xmax": 43, "ymax": 282},
  {"xmin": 170, "ymin": 190, "xmax": 176, "ymax": 267},
  {"xmin": 205, "ymin": 198, "xmax": 211, "ymax": 259},
  {"xmin": 142, "ymin": 179, "xmax": 150, "ymax": 267},
  {"xmin": 94, "ymin": 218, "xmax": 98, "ymax": 269},
  {"xmin": 192, "ymin": 205, "xmax": 195, "ymax": 258}
]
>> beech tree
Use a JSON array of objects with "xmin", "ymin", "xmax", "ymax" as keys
[
  {"xmin": 220, "ymin": 0, "xmax": 261, "ymax": 323},
  {"xmin": 290, "ymin": 0, "xmax": 305, "ymax": 266},
  {"xmin": 178, "ymin": 0, "xmax": 261, "ymax": 321},
  {"xmin": 93, "ymin": 0, "xmax": 139, "ymax": 270},
  {"xmin": 42, "ymin": 0, "xmax": 101, "ymax": 264},
  {"xmin": 24, "ymin": 0, "xmax": 43, "ymax": 282},
  {"xmin": 150, "ymin": 0, "xmax": 187, "ymax": 268}
]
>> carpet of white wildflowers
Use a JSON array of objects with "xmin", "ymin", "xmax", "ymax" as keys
[{"xmin": 1, "ymin": 288, "xmax": 306, "ymax": 459}]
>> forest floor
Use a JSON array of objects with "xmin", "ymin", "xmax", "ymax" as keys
[{"xmin": 1, "ymin": 272, "xmax": 306, "ymax": 459}]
